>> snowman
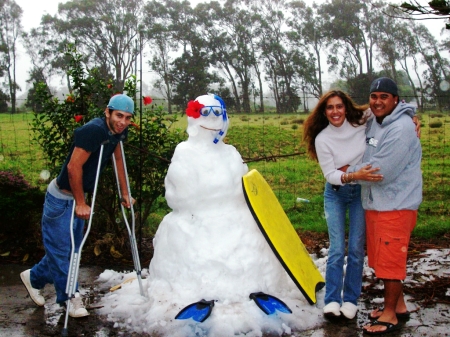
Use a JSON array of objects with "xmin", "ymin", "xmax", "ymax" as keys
[
  {"xmin": 149, "ymin": 94, "xmax": 291, "ymax": 300},
  {"xmin": 98, "ymin": 94, "xmax": 324, "ymax": 337}
]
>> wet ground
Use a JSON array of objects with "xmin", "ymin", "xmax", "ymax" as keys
[{"xmin": 1, "ymin": 264, "xmax": 450, "ymax": 337}]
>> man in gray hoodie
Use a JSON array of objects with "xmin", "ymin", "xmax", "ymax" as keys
[{"xmin": 347, "ymin": 77, "xmax": 422, "ymax": 335}]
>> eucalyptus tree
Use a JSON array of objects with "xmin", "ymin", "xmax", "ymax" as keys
[
  {"xmin": 372, "ymin": 3, "xmax": 406, "ymax": 82},
  {"xmin": 254, "ymin": 0, "xmax": 300, "ymax": 113},
  {"xmin": 287, "ymin": 0, "xmax": 326, "ymax": 99},
  {"xmin": 395, "ymin": 24, "xmax": 423, "ymax": 109},
  {"xmin": 41, "ymin": 0, "xmax": 145, "ymax": 91},
  {"xmin": 0, "ymin": 0, "xmax": 22, "ymax": 113},
  {"xmin": 414, "ymin": 24, "xmax": 450, "ymax": 110},
  {"xmin": 22, "ymin": 23, "xmax": 73, "ymax": 94},
  {"xmin": 319, "ymin": 0, "xmax": 375, "ymax": 78},
  {"xmin": 223, "ymin": 0, "xmax": 258, "ymax": 113},
  {"xmin": 142, "ymin": 0, "xmax": 178, "ymax": 113},
  {"xmin": 195, "ymin": 0, "xmax": 259, "ymax": 113},
  {"xmin": 195, "ymin": 1, "xmax": 240, "ymax": 112},
  {"xmin": 147, "ymin": 0, "xmax": 215, "ymax": 109},
  {"xmin": 372, "ymin": 5, "xmax": 422, "ymax": 107},
  {"xmin": 398, "ymin": 0, "xmax": 450, "ymax": 30},
  {"xmin": 238, "ymin": 0, "xmax": 266, "ymax": 113},
  {"xmin": 318, "ymin": 0, "xmax": 380, "ymax": 102},
  {"xmin": 22, "ymin": 25, "xmax": 57, "ymax": 111}
]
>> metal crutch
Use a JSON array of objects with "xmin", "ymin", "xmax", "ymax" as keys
[
  {"xmin": 112, "ymin": 140, "xmax": 145, "ymax": 297},
  {"xmin": 62, "ymin": 144, "xmax": 105, "ymax": 337}
]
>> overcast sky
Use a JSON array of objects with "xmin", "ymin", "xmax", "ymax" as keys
[{"xmin": 13, "ymin": 0, "xmax": 448, "ymax": 99}]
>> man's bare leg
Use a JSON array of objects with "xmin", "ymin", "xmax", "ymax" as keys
[{"xmin": 364, "ymin": 280, "xmax": 402, "ymax": 333}]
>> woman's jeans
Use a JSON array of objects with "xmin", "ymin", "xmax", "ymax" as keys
[
  {"xmin": 324, "ymin": 182, "xmax": 365, "ymax": 306},
  {"xmin": 30, "ymin": 192, "xmax": 85, "ymax": 303}
]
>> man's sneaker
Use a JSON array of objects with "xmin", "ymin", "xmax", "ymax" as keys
[
  {"xmin": 68, "ymin": 292, "xmax": 89, "ymax": 318},
  {"xmin": 323, "ymin": 301, "xmax": 341, "ymax": 318},
  {"xmin": 340, "ymin": 302, "xmax": 358, "ymax": 319},
  {"xmin": 20, "ymin": 269, "xmax": 45, "ymax": 306}
]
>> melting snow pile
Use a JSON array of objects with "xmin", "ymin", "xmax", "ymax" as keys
[{"xmin": 96, "ymin": 95, "xmax": 326, "ymax": 336}]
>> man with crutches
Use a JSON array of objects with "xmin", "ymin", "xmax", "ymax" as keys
[{"xmin": 20, "ymin": 94, "xmax": 135, "ymax": 319}]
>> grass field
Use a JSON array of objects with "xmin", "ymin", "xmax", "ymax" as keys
[{"xmin": 1, "ymin": 111, "xmax": 449, "ymax": 239}]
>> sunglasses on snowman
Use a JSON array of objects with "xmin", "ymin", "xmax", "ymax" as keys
[{"xmin": 199, "ymin": 106, "xmax": 224, "ymax": 116}]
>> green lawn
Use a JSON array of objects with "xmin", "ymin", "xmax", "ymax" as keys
[{"xmin": 1, "ymin": 111, "xmax": 449, "ymax": 239}]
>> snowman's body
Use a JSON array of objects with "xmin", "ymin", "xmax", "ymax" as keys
[{"xmin": 148, "ymin": 134, "xmax": 291, "ymax": 304}]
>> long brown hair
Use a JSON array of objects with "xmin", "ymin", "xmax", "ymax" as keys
[{"xmin": 303, "ymin": 90, "xmax": 368, "ymax": 161}]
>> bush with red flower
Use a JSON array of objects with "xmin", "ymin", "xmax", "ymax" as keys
[
  {"xmin": 143, "ymin": 96, "xmax": 152, "ymax": 105},
  {"xmin": 31, "ymin": 45, "xmax": 184, "ymax": 240}
]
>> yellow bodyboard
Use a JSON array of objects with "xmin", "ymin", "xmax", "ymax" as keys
[{"xmin": 242, "ymin": 169, "xmax": 325, "ymax": 304}]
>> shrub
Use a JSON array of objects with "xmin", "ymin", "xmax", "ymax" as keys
[
  {"xmin": 429, "ymin": 120, "xmax": 443, "ymax": 128},
  {"xmin": 31, "ymin": 45, "xmax": 184, "ymax": 236},
  {"xmin": 291, "ymin": 118, "xmax": 304, "ymax": 124},
  {"xmin": 0, "ymin": 171, "xmax": 44, "ymax": 236}
]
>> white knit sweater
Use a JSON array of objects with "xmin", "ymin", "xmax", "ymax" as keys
[{"xmin": 315, "ymin": 119, "xmax": 367, "ymax": 185}]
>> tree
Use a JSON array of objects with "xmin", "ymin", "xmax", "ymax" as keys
[
  {"xmin": 24, "ymin": 67, "xmax": 50, "ymax": 112},
  {"xmin": 254, "ymin": 0, "xmax": 301, "ymax": 113},
  {"xmin": 22, "ymin": 22, "xmax": 75, "ymax": 95},
  {"xmin": 319, "ymin": 0, "xmax": 376, "ymax": 80},
  {"xmin": 0, "ymin": 0, "xmax": 22, "ymax": 113},
  {"xmin": 144, "ymin": 0, "xmax": 218, "ymax": 111},
  {"xmin": 219, "ymin": 0, "xmax": 258, "ymax": 113},
  {"xmin": 196, "ymin": 1, "xmax": 243, "ymax": 113},
  {"xmin": 287, "ymin": 0, "xmax": 327, "ymax": 99},
  {"xmin": 372, "ymin": 4, "xmax": 408, "ymax": 82},
  {"xmin": 414, "ymin": 24, "xmax": 450, "ymax": 110},
  {"xmin": 398, "ymin": 0, "xmax": 450, "ymax": 29},
  {"xmin": 194, "ymin": 0, "xmax": 261, "ymax": 113},
  {"xmin": 40, "ymin": 0, "xmax": 146, "ymax": 91},
  {"xmin": 143, "ymin": 0, "xmax": 177, "ymax": 114},
  {"xmin": 171, "ymin": 50, "xmax": 219, "ymax": 108},
  {"xmin": 0, "ymin": 89, "xmax": 8, "ymax": 112}
]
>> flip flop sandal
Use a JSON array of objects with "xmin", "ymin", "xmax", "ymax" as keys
[
  {"xmin": 368, "ymin": 308, "xmax": 410, "ymax": 320},
  {"xmin": 363, "ymin": 320, "xmax": 400, "ymax": 335}
]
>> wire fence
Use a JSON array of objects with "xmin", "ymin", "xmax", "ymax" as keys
[{"xmin": 1, "ymin": 109, "xmax": 449, "ymax": 224}]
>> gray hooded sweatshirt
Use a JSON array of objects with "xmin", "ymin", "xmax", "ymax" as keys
[{"xmin": 348, "ymin": 102, "xmax": 422, "ymax": 211}]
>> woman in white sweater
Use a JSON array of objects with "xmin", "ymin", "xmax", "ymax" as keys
[{"xmin": 303, "ymin": 90, "xmax": 383, "ymax": 320}]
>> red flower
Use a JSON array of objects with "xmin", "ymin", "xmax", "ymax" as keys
[
  {"xmin": 107, "ymin": 84, "xmax": 112, "ymax": 89},
  {"xmin": 143, "ymin": 96, "xmax": 152, "ymax": 105},
  {"xmin": 66, "ymin": 95, "xmax": 75, "ymax": 103},
  {"xmin": 186, "ymin": 100, "xmax": 204, "ymax": 119},
  {"xmin": 74, "ymin": 115, "xmax": 83, "ymax": 123}
]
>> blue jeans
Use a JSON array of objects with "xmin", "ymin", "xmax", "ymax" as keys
[
  {"xmin": 30, "ymin": 192, "xmax": 85, "ymax": 303},
  {"xmin": 323, "ymin": 182, "xmax": 365, "ymax": 305}
]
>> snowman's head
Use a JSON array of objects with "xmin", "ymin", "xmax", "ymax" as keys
[{"xmin": 185, "ymin": 94, "xmax": 228, "ymax": 143}]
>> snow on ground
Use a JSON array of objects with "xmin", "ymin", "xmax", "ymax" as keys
[{"xmin": 94, "ymin": 248, "xmax": 450, "ymax": 336}]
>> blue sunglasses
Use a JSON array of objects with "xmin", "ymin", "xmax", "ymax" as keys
[{"xmin": 200, "ymin": 106, "xmax": 224, "ymax": 116}]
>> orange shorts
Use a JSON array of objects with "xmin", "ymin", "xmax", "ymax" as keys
[{"xmin": 365, "ymin": 210, "xmax": 417, "ymax": 280}]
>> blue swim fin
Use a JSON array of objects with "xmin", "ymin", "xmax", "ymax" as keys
[
  {"xmin": 249, "ymin": 292, "xmax": 292, "ymax": 315},
  {"xmin": 175, "ymin": 299, "xmax": 215, "ymax": 322}
]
